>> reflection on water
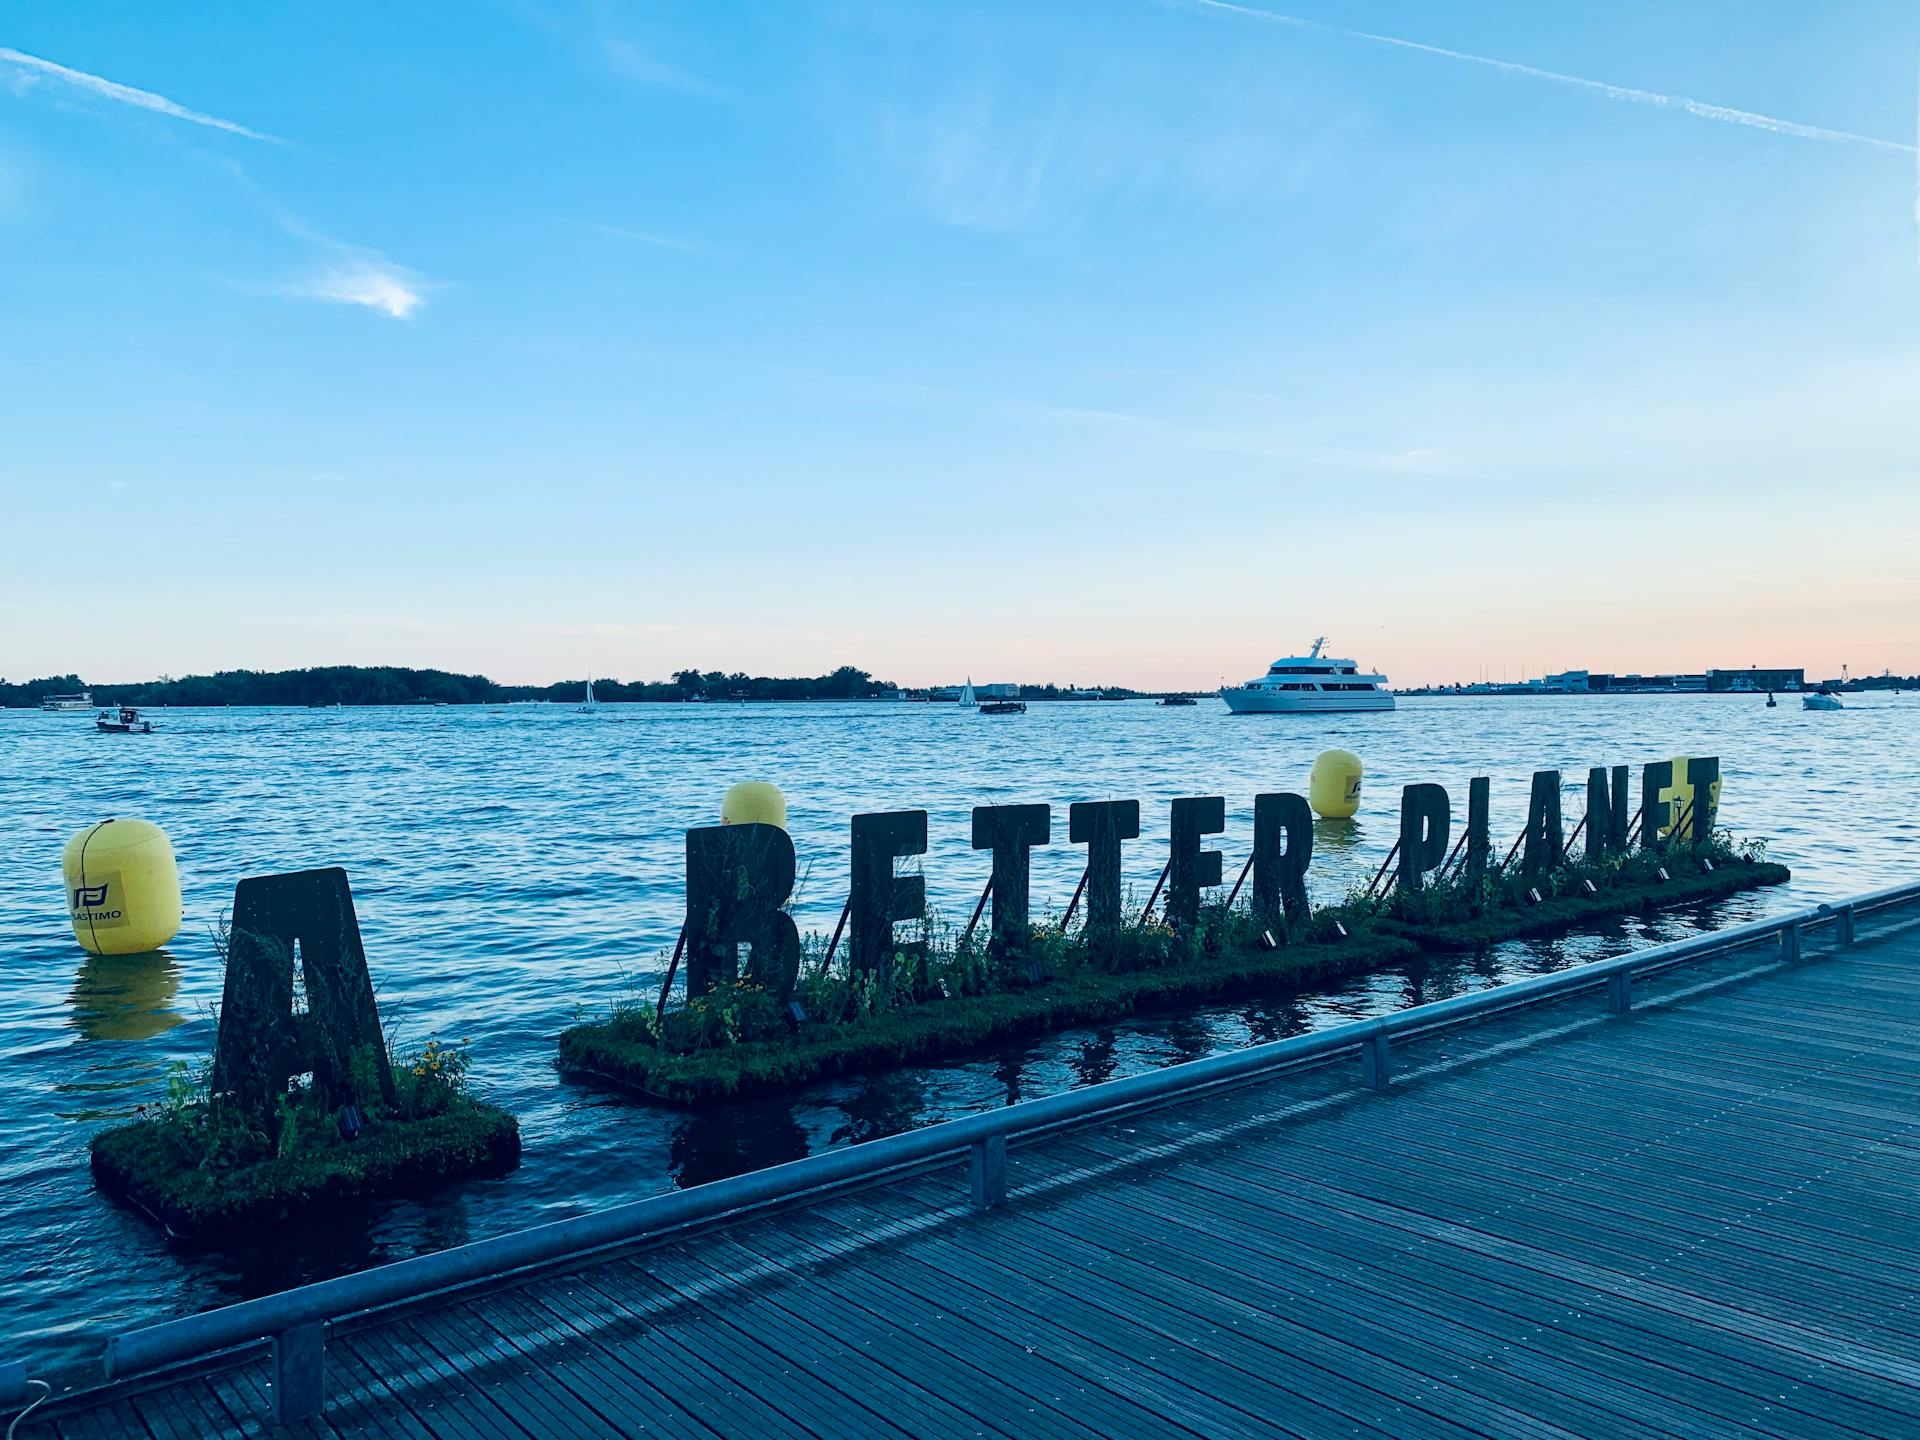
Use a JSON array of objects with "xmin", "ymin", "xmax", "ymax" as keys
[
  {"xmin": 1, "ymin": 694, "xmax": 1916, "ymax": 1377},
  {"xmin": 68, "ymin": 951, "xmax": 185, "ymax": 1044},
  {"xmin": 1310, "ymin": 816, "xmax": 1368, "ymax": 859},
  {"xmin": 670, "ymin": 1101, "xmax": 811, "ymax": 1190}
]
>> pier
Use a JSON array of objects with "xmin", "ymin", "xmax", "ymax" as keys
[{"xmin": 23, "ymin": 882, "xmax": 1920, "ymax": 1439}]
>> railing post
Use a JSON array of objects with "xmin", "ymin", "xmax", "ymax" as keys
[
  {"xmin": 969, "ymin": 1135, "xmax": 1006, "ymax": 1210},
  {"xmin": 1837, "ymin": 906, "xmax": 1856, "ymax": 947},
  {"xmin": 272, "ymin": 1322, "xmax": 327, "ymax": 1423},
  {"xmin": 1782, "ymin": 918, "xmax": 1803, "ymax": 962},
  {"xmin": 1360, "ymin": 1028, "xmax": 1391, "ymax": 1092},
  {"xmin": 1606, "ymin": 971, "xmax": 1632, "ymax": 1016}
]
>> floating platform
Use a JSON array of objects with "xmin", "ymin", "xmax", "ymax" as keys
[
  {"xmin": 90, "ymin": 1100, "xmax": 522, "ymax": 1243},
  {"xmin": 560, "ymin": 928, "xmax": 1420, "ymax": 1106},
  {"xmin": 1379, "ymin": 855, "xmax": 1792, "ymax": 950}
]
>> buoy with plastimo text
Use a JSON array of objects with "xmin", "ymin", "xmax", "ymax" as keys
[
  {"xmin": 720, "ymin": 781, "xmax": 787, "ymax": 830},
  {"xmin": 62, "ymin": 819, "xmax": 182, "ymax": 955},
  {"xmin": 1309, "ymin": 749, "xmax": 1364, "ymax": 819}
]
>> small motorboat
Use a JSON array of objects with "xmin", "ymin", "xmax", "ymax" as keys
[
  {"xmin": 96, "ymin": 707, "xmax": 155, "ymax": 734},
  {"xmin": 980, "ymin": 700, "xmax": 1026, "ymax": 715},
  {"xmin": 1159, "ymin": 694, "xmax": 1197, "ymax": 707},
  {"xmin": 1803, "ymin": 688, "xmax": 1843, "ymax": 712}
]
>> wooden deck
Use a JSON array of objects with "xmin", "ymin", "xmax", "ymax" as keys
[{"xmin": 31, "ymin": 914, "xmax": 1920, "ymax": 1439}]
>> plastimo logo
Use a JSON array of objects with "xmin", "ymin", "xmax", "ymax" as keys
[{"xmin": 72, "ymin": 880, "xmax": 125, "ymax": 925}]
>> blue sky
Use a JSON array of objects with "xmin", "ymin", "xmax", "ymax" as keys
[{"xmin": 3, "ymin": 1, "xmax": 1917, "ymax": 688}]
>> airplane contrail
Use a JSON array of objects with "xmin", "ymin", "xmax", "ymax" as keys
[
  {"xmin": 1184, "ymin": 0, "xmax": 1917, "ymax": 155},
  {"xmin": 0, "ymin": 46, "xmax": 275, "ymax": 142}
]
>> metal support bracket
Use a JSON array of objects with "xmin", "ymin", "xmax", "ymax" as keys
[
  {"xmin": 969, "ymin": 1135, "xmax": 1007, "ymax": 1210},
  {"xmin": 1607, "ymin": 971, "xmax": 1632, "ymax": 1016},
  {"xmin": 1361, "ymin": 1030, "xmax": 1391, "ymax": 1092},
  {"xmin": 272, "ymin": 1321, "xmax": 327, "ymax": 1423}
]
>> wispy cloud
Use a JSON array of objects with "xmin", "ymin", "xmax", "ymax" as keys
[
  {"xmin": 601, "ymin": 40, "xmax": 726, "ymax": 99},
  {"xmin": 266, "ymin": 216, "xmax": 429, "ymax": 319},
  {"xmin": 0, "ymin": 46, "xmax": 276, "ymax": 142},
  {"xmin": 591, "ymin": 222, "xmax": 699, "ymax": 252},
  {"xmin": 290, "ymin": 257, "xmax": 426, "ymax": 319},
  {"xmin": 1181, "ymin": 1, "xmax": 1918, "ymax": 155}
]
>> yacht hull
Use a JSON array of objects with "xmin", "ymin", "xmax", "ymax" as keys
[{"xmin": 1220, "ymin": 688, "xmax": 1396, "ymax": 714}]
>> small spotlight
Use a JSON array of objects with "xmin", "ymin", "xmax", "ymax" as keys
[
  {"xmin": 1700, "ymin": 857, "xmax": 1715, "ymax": 873},
  {"xmin": 336, "ymin": 1103, "xmax": 365, "ymax": 1141},
  {"xmin": 1525, "ymin": 887, "xmax": 1543, "ymax": 906},
  {"xmin": 1257, "ymin": 929, "xmax": 1279, "ymax": 952},
  {"xmin": 1655, "ymin": 866, "xmax": 1670, "ymax": 883},
  {"xmin": 787, "ymin": 1000, "xmax": 808, "ymax": 1026},
  {"xmin": 1331, "ymin": 920, "xmax": 1349, "ymax": 940},
  {"xmin": 1579, "ymin": 878, "xmax": 1598, "ymax": 896}
]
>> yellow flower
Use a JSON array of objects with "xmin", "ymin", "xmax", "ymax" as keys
[
  {"xmin": 412, "ymin": 1066, "xmax": 426, "ymax": 1076},
  {"xmin": 431, "ymin": 1061, "xmax": 442, "ymax": 1072}
]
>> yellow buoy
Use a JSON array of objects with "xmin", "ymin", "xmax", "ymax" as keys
[
  {"xmin": 1309, "ymin": 750, "xmax": 1364, "ymax": 819},
  {"xmin": 721, "ymin": 781, "xmax": 787, "ymax": 830},
  {"xmin": 1665, "ymin": 757, "xmax": 1722, "ymax": 841},
  {"xmin": 62, "ymin": 819, "xmax": 182, "ymax": 955}
]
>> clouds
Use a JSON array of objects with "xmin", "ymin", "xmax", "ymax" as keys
[
  {"xmin": 2, "ymin": 45, "xmax": 430, "ymax": 317},
  {"xmin": 0, "ymin": 45, "xmax": 275, "ymax": 142},
  {"xmin": 290, "ymin": 257, "xmax": 427, "ymax": 319},
  {"xmin": 848, "ymin": 23, "xmax": 1331, "ymax": 233},
  {"xmin": 601, "ymin": 39, "xmax": 726, "ymax": 100},
  {"xmin": 591, "ymin": 222, "xmax": 699, "ymax": 253},
  {"xmin": 1181, "ymin": 1, "xmax": 1917, "ymax": 156}
]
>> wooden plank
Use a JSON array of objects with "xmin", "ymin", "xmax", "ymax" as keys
[
  {"xmin": 820, "ymin": 1186, "xmax": 1661, "ymax": 1440},
  {"xmin": 1021, "ymin": 1167, "xmax": 1889, "ymax": 1440},
  {"xmin": 415, "ymin": 1298, "xmax": 634, "ymax": 1439},
  {"xmin": 635, "ymin": 1234, "xmax": 1152, "ymax": 1439},
  {"xmin": 707, "ymin": 1218, "xmax": 1344, "ymax": 1440},
  {"xmin": 583, "ymin": 1254, "xmax": 1020, "ymax": 1440},
  {"xmin": 1034, "ymin": 1148, "xmax": 1918, "ymax": 1440}
]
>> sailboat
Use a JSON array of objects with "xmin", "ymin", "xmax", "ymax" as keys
[
  {"xmin": 958, "ymin": 677, "xmax": 977, "ymax": 708},
  {"xmin": 579, "ymin": 677, "xmax": 599, "ymax": 712}
]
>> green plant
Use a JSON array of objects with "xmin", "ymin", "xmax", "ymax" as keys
[{"xmin": 392, "ymin": 1035, "xmax": 473, "ymax": 1119}]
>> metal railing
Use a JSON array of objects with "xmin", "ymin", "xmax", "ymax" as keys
[{"xmin": 103, "ymin": 877, "xmax": 1920, "ymax": 1421}]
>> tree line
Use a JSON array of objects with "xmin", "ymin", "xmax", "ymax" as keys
[{"xmin": 0, "ymin": 665, "xmax": 907, "ymax": 709}]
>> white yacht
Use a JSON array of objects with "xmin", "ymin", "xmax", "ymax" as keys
[
  {"xmin": 1220, "ymin": 638, "xmax": 1395, "ymax": 714},
  {"xmin": 41, "ymin": 691, "xmax": 94, "ymax": 712}
]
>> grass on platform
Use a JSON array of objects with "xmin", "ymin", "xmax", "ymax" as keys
[
  {"xmin": 91, "ymin": 1037, "xmax": 521, "ymax": 1243},
  {"xmin": 1368, "ymin": 834, "xmax": 1790, "ymax": 950},
  {"xmin": 562, "ymin": 831, "xmax": 1789, "ymax": 1107},
  {"xmin": 561, "ymin": 903, "xmax": 1416, "ymax": 1106}
]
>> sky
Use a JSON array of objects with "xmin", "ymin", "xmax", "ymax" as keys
[{"xmin": 2, "ymin": 1, "xmax": 1917, "ymax": 690}]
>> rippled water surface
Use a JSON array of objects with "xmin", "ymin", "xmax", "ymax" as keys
[{"xmin": 3, "ymin": 695, "xmax": 1915, "ymax": 1378}]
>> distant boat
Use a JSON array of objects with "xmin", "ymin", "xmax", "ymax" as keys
[
  {"xmin": 1803, "ymin": 687, "xmax": 1843, "ymax": 712},
  {"xmin": 980, "ymin": 700, "xmax": 1025, "ymax": 715},
  {"xmin": 1159, "ymin": 695, "xmax": 1197, "ymax": 707},
  {"xmin": 41, "ymin": 692, "xmax": 92, "ymax": 713},
  {"xmin": 96, "ymin": 706, "xmax": 154, "ymax": 735},
  {"xmin": 958, "ymin": 678, "xmax": 977, "ymax": 709},
  {"xmin": 579, "ymin": 677, "xmax": 599, "ymax": 712},
  {"xmin": 1221, "ymin": 637, "xmax": 1395, "ymax": 714}
]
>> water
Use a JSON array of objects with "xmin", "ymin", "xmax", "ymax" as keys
[{"xmin": 2, "ymin": 695, "xmax": 1914, "ymax": 1379}]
